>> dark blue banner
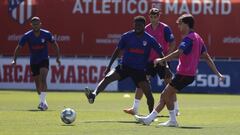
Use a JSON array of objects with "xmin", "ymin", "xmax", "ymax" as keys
[{"xmin": 118, "ymin": 60, "xmax": 240, "ymax": 94}]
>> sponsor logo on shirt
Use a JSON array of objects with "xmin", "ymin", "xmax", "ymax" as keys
[
  {"xmin": 143, "ymin": 41, "xmax": 147, "ymax": 46},
  {"xmin": 128, "ymin": 48, "xmax": 144, "ymax": 54},
  {"xmin": 41, "ymin": 39, "xmax": 45, "ymax": 43},
  {"xmin": 170, "ymin": 34, "xmax": 174, "ymax": 40}
]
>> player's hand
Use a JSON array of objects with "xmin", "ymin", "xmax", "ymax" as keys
[
  {"xmin": 154, "ymin": 58, "xmax": 164, "ymax": 67},
  {"xmin": 56, "ymin": 58, "xmax": 61, "ymax": 66},
  {"xmin": 104, "ymin": 67, "xmax": 111, "ymax": 76},
  {"xmin": 11, "ymin": 60, "xmax": 16, "ymax": 67}
]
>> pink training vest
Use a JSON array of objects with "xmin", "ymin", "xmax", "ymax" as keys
[
  {"xmin": 145, "ymin": 22, "xmax": 169, "ymax": 62},
  {"xmin": 177, "ymin": 32, "xmax": 205, "ymax": 76}
]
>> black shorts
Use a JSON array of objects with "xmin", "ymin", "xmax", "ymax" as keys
[
  {"xmin": 170, "ymin": 74, "xmax": 195, "ymax": 91},
  {"xmin": 30, "ymin": 59, "xmax": 49, "ymax": 76},
  {"xmin": 146, "ymin": 62, "xmax": 168, "ymax": 79},
  {"xmin": 115, "ymin": 65, "xmax": 147, "ymax": 87}
]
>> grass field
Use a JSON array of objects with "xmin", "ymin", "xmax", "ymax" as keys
[{"xmin": 0, "ymin": 90, "xmax": 239, "ymax": 135}]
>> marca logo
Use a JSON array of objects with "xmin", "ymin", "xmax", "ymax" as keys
[{"xmin": 8, "ymin": 0, "xmax": 33, "ymax": 24}]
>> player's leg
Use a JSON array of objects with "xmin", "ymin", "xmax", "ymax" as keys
[
  {"xmin": 135, "ymin": 70, "xmax": 174, "ymax": 125},
  {"xmin": 135, "ymin": 84, "xmax": 176, "ymax": 125},
  {"xmin": 31, "ymin": 64, "xmax": 41, "ymax": 94},
  {"xmin": 124, "ymin": 62, "xmax": 155, "ymax": 115},
  {"xmin": 38, "ymin": 67, "xmax": 49, "ymax": 110},
  {"xmin": 40, "ymin": 67, "xmax": 48, "ymax": 93},
  {"xmin": 155, "ymin": 65, "xmax": 174, "ymax": 114},
  {"xmin": 37, "ymin": 59, "xmax": 49, "ymax": 111},
  {"xmin": 33, "ymin": 75, "xmax": 43, "ymax": 109},
  {"xmin": 94, "ymin": 70, "xmax": 121, "ymax": 95},
  {"xmin": 157, "ymin": 75, "xmax": 194, "ymax": 127},
  {"xmin": 134, "ymin": 85, "xmax": 170, "ymax": 125},
  {"xmin": 138, "ymin": 81, "xmax": 154, "ymax": 113},
  {"xmin": 31, "ymin": 63, "xmax": 44, "ymax": 110},
  {"xmin": 163, "ymin": 78, "xmax": 180, "ymax": 115},
  {"xmin": 160, "ymin": 64, "xmax": 180, "ymax": 116},
  {"xmin": 156, "ymin": 85, "xmax": 179, "ymax": 127},
  {"xmin": 173, "ymin": 93, "xmax": 180, "ymax": 116},
  {"xmin": 125, "ymin": 68, "xmax": 154, "ymax": 114},
  {"xmin": 123, "ymin": 87, "xmax": 144, "ymax": 115},
  {"xmin": 124, "ymin": 74, "xmax": 153, "ymax": 115},
  {"xmin": 33, "ymin": 75, "xmax": 41, "ymax": 95},
  {"xmin": 85, "ymin": 66, "xmax": 123, "ymax": 104}
]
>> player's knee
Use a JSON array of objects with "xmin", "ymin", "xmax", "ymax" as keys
[
  {"xmin": 41, "ymin": 78, "xmax": 47, "ymax": 85},
  {"xmin": 164, "ymin": 79, "xmax": 172, "ymax": 84}
]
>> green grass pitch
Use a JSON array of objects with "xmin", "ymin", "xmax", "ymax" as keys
[{"xmin": 0, "ymin": 91, "xmax": 239, "ymax": 135}]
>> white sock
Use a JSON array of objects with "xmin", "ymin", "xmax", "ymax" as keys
[
  {"xmin": 132, "ymin": 99, "xmax": 140, "ymax": 113},
  {"xmin": 169, "ymin": 110, "xmax": 177, "ymax": 122},
  {"xmin": 174, "ymin": 101, "xmax": 179, "ymax": 111},
  {"xmin": 146, "ymin": 110, "xmax": 158, "ymax": 121},
  {"xmin": 40, "ymin": 92, "xmax": 47, "ymax": 104}
]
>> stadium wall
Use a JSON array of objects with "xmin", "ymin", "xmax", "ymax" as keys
[
  {"xmin": 0, "ymin": 57, "xmax": 118, "ymax": 91},
  {"xmin": 0, "ymin": 57, "xmax": 240, "ymax": 94},
  {"xmin": 1, "ymin": 0, "xmax": 240, "ymax": 58}
]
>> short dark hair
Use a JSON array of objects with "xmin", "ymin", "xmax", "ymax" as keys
[
  {"xmin": 176, "ymin": 14, "xmax": 194, "ymax": 29},
  {"xmin": 134, "ymin": 16, "xmax": 146, "ymax": 25},
  {"xmin": 31, "ymin": 16, "xmax": 41, "ymax": 22},
  {"xmin": 149, "ymin": 8, "xmax": 160, "ymax": 15}
]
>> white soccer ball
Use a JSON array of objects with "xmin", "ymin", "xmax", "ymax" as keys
[{"xmin": 60, "ymin": 108, "xmax": 76, "ymax": 124}]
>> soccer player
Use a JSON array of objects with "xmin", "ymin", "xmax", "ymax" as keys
[
  {"xmin": 12, "ymin": 17, "xmax": 61, "ymax": 111},
  {"xmin": 135, "ymin": 14, "xmax": 225, "ymax": 127},
  {"xmin": 123, "ymin": 8, "xmax": 179, "ymax": 116},
  {"xmin": 84, "ymin": 16, "xmax": 171, "ymax": 113}
]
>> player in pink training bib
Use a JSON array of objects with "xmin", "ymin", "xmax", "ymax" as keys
[{"xmin": 135, "ymin": 14, "xmax": 225, "ymax": 127}]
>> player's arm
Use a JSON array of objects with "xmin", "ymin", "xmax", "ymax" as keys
[
  {"xmin": 105, "ymin": 48, "xmax": 121, "ymax": 75},
  {"xmin": 105, "ymin": 34, "xmax": 125, "ymax": 75},
  {"xmin": 151, "ymin": 39, "xmax": 170, "ymax": 68},
  {"xmin": 164, "ymin": 26, "xmax": 176, "ymax": 54},
  {"xmin": 154, "ymin": 49, "xmax": 183, "ymax": 67},
  {"xmin": 48, "ymin": 32, "xmax": 61, "ymax": 66},
  {"xmin": 51, "ymin": 42, "xmax": 61, "ymax": 66},
  {"xmin": 164, "ymin": 49, "xmax": 182, "ymax": 62},
  {"xmin": 12, "ymin": 34, "xmax": 27, "ymax": 66},
  {"xmin": 201, "ymin": 47, "xmax": 225, "ymax": 81},
  {"xmin": 154, "ymin": 37, "xmax": 192, "ymax": 66},
  {"xmin": 12, "ymin": 45, "xmax": 22, "ymax": 66},
  {"xmin": 168, "ymin": 41, "xmax": 176, "ymax": 54},
  {"xmin": 158, "ymin": 52, "xmax": 170, "ymax": 68}
]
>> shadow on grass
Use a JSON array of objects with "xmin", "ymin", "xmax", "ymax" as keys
[
  {"xmin": 61, "ymin": 124, "xmax": 76, "ymax": 126},
  {"xmin": 82, "ymin": 120, "xmax": 138, "ymax": 124},
  {"xmin": 157, "ymin": 115, "xmax": 169, "ymax": 118},
  {"xmin": 27, "ymin": 109, "xmax": 55, "ymax": 112},
  {"xmin": 137, "ymin": 114, "xmax": 169, "ymax": 118},
  {"xmin": 179, "ymin": 126, "xmax": 203, "ymax": 129}
]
